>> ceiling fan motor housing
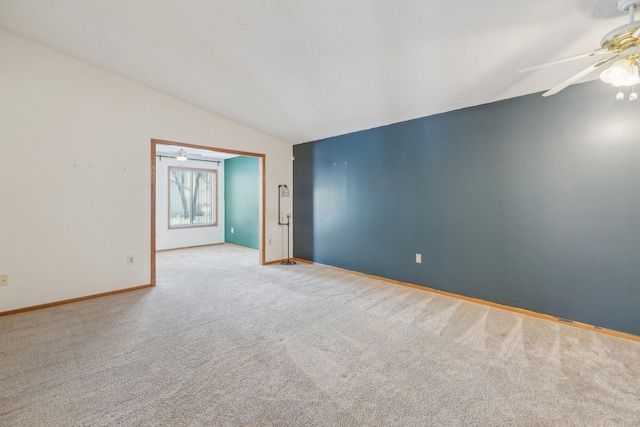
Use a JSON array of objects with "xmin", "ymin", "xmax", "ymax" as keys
[{"xmin": 600, "ymin": 22, "xmax": 640, "ymax": 50}]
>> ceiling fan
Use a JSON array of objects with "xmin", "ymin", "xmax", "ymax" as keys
[{"xmin": 521, "ymin": 0, "xmax": 640, "ymax": 100}]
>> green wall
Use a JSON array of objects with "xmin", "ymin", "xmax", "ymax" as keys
[{"xmin": 224, "ymin": 156, "xmax": 259, "ymax": 249}]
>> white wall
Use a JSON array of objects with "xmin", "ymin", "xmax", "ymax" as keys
[
  {"xmin": 155, "ymin": 156, "xmax": 225, "ymax": 250},
  {"xmin": 0, "ymin": 30, "xmax": 294, "ymax": 312}
]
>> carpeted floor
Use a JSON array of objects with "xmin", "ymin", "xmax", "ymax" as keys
[{"xmin": 1, "ymin": 244, "xmax": 639, "ymax": 426}]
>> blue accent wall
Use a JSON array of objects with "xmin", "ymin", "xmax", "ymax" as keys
[
  {"xmin": 293, "ymin": 80, "xmax": 640, "ymax": 336},
  {"xmin": 225, "ymin": 156, "xmax": 259, "ymax": 249}
]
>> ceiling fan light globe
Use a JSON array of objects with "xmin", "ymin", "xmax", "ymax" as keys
[
  {"xmin": 600, "ymin": 59, "xmax": 640, "ymax": 86},
  {"xmin": 176, "ymin": 149, "xmax": 188, "ymax": 161},
  {"xmin": 616, "ymin": 91, "xmax": 625, "ymax": 100}
]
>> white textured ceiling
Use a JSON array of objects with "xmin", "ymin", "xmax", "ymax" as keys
[{"xmin": 0, "ymin": 0, "xmax": 626, "ymax": 144}]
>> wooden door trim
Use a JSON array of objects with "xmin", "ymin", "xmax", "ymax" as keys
[{"xmin": 151, "ymin": 139, "xmax": 267, "ymax": 286}]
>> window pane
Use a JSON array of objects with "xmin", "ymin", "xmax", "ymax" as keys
[
  {"xmin": 192, "ymin": 171, "xmax": 213, "ymax": 225},
  {"xmin": 169, "ymin": 167, "xmax": 217, "ymax": 228}
]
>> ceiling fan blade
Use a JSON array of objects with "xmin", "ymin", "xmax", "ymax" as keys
[
  {"xmin": 520, "ymin": 49, "xmax": 613, "ymax": 73},
  {"xmin": 542, "ymin": 55, "xmax": 620, "ymax": 97}
]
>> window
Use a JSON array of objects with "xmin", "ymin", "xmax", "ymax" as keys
[{"xmin": 168, "ymin": 166, "xmax": 217, "ymax": 228}]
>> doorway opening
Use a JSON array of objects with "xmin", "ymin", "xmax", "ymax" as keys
[{"xmin": 151, "ymin": 139, "xmax": 266, "ymax": 286}]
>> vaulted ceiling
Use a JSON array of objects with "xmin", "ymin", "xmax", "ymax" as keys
[{"xmin": 0, "ymin": 1, "xmax": 626, "ymax": 144}]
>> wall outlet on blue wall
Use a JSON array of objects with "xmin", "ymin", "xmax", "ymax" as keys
[{"xmin": 416, "ymin": 254, "xmax": 422, "ymax": 264}]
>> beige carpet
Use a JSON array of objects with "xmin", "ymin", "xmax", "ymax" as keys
[{"xmin": 1, "ymin": 244, "xmax": 639, "ymax": 426}]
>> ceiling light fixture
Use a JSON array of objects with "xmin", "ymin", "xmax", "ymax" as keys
[
  {"xmin": 176, "ymin": 149, "xmax": 188, "ymax": 161},
  {"xmin": 599, "ymin": 47, "xmax": 640, "ymax": 100},
  {"xmin": 521, "ymin": 0, "xmax": 640, "ymax": 100}
]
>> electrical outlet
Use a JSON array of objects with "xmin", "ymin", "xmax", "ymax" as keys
[
  {"xmin": 231, "ymin": 227, "xmax": 234, "ymax": 234},
  {"xmin": 268, "ymin": 238, "xmax": 272, "ymax": 246},
  {"xmin": 416, "ymin": 254, "xmax": 422, "ymax": 264},
  {"xmin": 127, "ymin": 255, "xmax": 135, "ymax": 265},
  {"xmin": 0, "ymin": 275, "xmax": 7, "ymax": 286}
]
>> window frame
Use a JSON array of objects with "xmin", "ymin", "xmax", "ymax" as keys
[{"xmin": 167, "ymin": 166, "xmax": 218, "ymax": 229}]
